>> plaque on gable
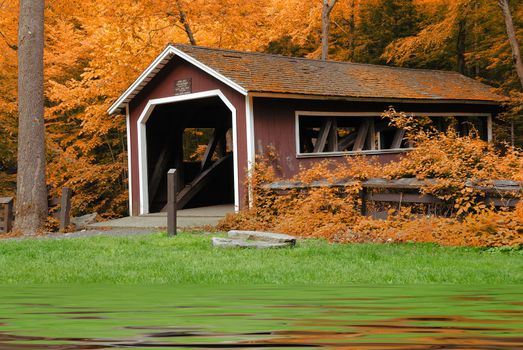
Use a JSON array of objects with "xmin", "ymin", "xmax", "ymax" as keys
[{"xmin": 174, "ymin": 78, "xmax": 192, "ymax": 95}]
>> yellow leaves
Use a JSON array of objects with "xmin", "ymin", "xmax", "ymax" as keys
[
  {"xmin": 221, "ymin": 121, "xmax": 522, "ymax": 247},
  {"xmin": 1, "ymin": 0, "xmax": 521, "ymax": 219}
]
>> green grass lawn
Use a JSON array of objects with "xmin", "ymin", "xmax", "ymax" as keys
[{"xmin": 0, "ymin": 232, "xmax": 522, "ymax": 284}]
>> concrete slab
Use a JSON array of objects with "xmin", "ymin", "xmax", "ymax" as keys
[{"xmin": 87, "ymin": 204, "xmax": 234, "ymax": 230}]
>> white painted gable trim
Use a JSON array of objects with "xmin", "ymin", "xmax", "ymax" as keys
[{"xmin": 108, "ymin": 45, "xmax": 248, "ymax": 115}]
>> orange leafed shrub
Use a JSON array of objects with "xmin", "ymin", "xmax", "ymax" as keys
[{"xmin": 219, "ymin": 112, "xmax": 523, "ymax": 247}]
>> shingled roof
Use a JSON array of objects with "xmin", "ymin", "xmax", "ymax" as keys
[{"xmin": 109, "ymin": 44, "xmax": 502, "ymax": 115}]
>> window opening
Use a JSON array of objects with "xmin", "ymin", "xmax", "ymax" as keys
[{"xmin": 297, "ymin": 114, "xmax": 489, "ymax": 156}]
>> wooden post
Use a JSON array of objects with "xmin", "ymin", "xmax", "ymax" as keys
[
  {"xmin": 167, "ymin": 169, "xmax": 177, "ymax": 236},
  {"xmin": 360, "ymin": 188, "xmax": 367, "ymax": 216},
  {"xmin": 5, "ymin": 199, "xmax": 13, "ymax": 233},
  {"xmin": 59, "ymin": 187, "xmax": 72, "ymax": 232},
  {"xmin": 0, "ymin": 197, "xmax": 13, "ymax": 233}
]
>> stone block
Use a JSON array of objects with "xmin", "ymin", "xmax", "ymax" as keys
[
  {"xmin": 212, "ymin": 237, "xmax": 292, "ymax": 249},
  {"xmin": 227, "ymin": 230, "xmax": 296, "ymax": 245}
]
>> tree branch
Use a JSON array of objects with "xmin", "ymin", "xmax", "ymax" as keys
[
  {"xmin": 498, "ymin": 0, "xmax": 523, "ymax": 88},
  {"xmin": 0, "ymin": 30, "xmax": 16, "ymax": 51},
  {"xmin": 175, "ymin": 0, "xmax": 197, "ymax": 46}
]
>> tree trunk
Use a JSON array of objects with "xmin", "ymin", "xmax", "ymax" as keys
[
  {"xmin": 14, "ymin": 0, "xmax": 47, "ymax": 235},
  {"xmin": 498, "ymin": 0, "xmax": 523, "ymax": 88},
  {"xmin": 456, "ymin": 18, "xmax": 467, "ymax": 75},
  {"xmin": 321, "ymin": 0, "xmax": 338, "ymax": 61},
  {"xmin": 176, "ymin": 0, "xmax": 197, "ymax": 46},
  {"xmin": 472, "ymin": 2, "xmax": 480, "ymax": 77},
  {"xmin": 348, "ymin": 0, "xmax": 356, "ymax": 61}
]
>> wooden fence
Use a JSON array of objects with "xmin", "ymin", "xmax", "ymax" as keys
[
  {"xmin": 0, "ymin": 188, "xmax": 73, "ymax": 234},
  {"xmin": 264, "ymin": 178, "xmax": 521, "ymax": 218}
]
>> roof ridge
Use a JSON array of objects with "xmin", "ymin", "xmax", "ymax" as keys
[
  {"xmin": 108, "ymin": 42, "xmax": 502, "ymax": 115},
  {"xmin": 172, "ymin": 43, "xmax": 464, "ymax": 76}
]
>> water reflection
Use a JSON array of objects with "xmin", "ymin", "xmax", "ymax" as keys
[{"xmin": 0, "ymin": 286, "xmax": 522, "ymax": 349}]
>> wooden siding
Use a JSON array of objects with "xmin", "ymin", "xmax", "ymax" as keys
[
  {"xmin": 252, "ymin": 97, "xmax": 499, "ymax": 179},
  {"xmin": 128, "ymin": 57, "xmax": 246, "ymax": 215}
]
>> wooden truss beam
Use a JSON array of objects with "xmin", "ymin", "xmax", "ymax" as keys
[
  {"xmin": 313, "ymin": 118, "xmax": 333, "ymax": 153},
  {"xmin": 337, "ymin": 132, "xmax": 357, "ymax": 151},
  {"xmin": 162, "ymin": 154, "xmax": 232, "ymax": 211},
  {"xmin": 327, "ymin": 117, "xmax": 338, "ymax": 152},
  {"xmin": 201, "ymin": 127, "xmax": 226, "ymax": 170},
  {"xmin": 391, "ymin": 129, "xmax": 406, "ymax": 149},
  {"xmin": 148, "ymin": 146, "xmax": 172, "ymax": 205},
  {"xmin": 353, "ymin": 120, "xmax": 370, "ymax": 151}
]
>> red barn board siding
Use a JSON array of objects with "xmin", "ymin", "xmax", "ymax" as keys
[
  {"xmin": 252, "ymin": 97, "xmax": 499, "ymax": 179},
  {"xmin": 128, "ymin": 57, "xmax": 246, "ymax": 215}
]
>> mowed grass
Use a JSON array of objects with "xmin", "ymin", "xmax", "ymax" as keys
[{"xmin": 0, "ymin": 232, "xmax": 522, "ymax": 284}]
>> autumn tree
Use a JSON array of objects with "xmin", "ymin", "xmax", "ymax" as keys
[
  {"xmin": 0, "ymin": 0, "xmax": 522, "ymax": 220},
  {"xmin": 15, "ymin": 0, "xmax": 47, "ymax": 234},
  {"xmin": 0, "ymin": 1, "xmax": 18, "ymax": 189},
  {"xmin": 382, "ymin": 0, "xmax": 495, "ymax": 73},
  {"xmin": 174, "ymin": 0, "xmax": 197, "ymax": 45},
  {"xmin": 380, "ymin": 0, "xmax": 522, "ymax": 145},
  {"xmin": 498, "ymin": 0, "xmax": 523, "ymax": 88},
  {"xmin": 358, "ymin": 0, "xmax": 419, "ymax": 64},
  {"xmin": 264, "ymin": 35, "xmax": 315, "ymax": 57},
  {"xmin": 497, "ymin": 0, "xmax": 523, "ymax": 147},
  {"xmin": 321, "ymin": 0, "xmax": 338, "ymax": 60},
  {"xmin": 343, "ymin": 0, "xmax": 358, "ymax": 61}
]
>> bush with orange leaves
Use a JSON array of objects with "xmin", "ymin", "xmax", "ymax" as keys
[{"xmin": 218, "ymin": 110, "xmax": 523, "ymax": 247}]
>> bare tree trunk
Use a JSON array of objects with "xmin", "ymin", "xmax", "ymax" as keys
[
  {"xmin": 498, "ymin": 0, "xmax": 523, "ymax": 88},
  {"xmin": 348, "ymin": 0, "xmax": 356, "ymax": 61},
  {"xmin": 321, "ymin": 0, "xmax": 338, "ymax": 61},
  {"xmin": 456, "ymin": 18, "xmax": 467, "ymax": 75},
  {"xmin": 175, "ymin": 0, "xmax": 197, "ymax": 46},
  {"xmin": 15, "ymin": 0, "xmax": 47, "ymax": 235},
  {"xmin": 473, "ymin": 2, "xmax": 480, "ymax": 77}
]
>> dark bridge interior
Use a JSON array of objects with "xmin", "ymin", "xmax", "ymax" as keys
[{"xmin": 146, "ymin": 96, "xmax": 234, "ymax": 213}]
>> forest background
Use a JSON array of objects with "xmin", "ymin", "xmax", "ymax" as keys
[{"xmin": 0, "ymin": 0, "xmax": 522, "ymax": 218}]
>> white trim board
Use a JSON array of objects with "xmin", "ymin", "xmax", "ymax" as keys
[
  {"xmin": 245, "ymin": 94, "xmax": 255, "ymax": 208},
  {"xmin": 251, "ymin": 92, "xmax": 500, "ymax": 106},
  {"xmin": 297, "ymin": 149, "xmax": 412, "ymax": 158},
  {"xmin": 108, "ymin": 45, "xmax": 247, "ymax": 115},
  {"xmin": 137, "ymin": 90, "xmax": 240, "ymax": 214},
  {"xmin": 125, "ymin": 106, "xmax": 134, "ymax": 216},
  {"xmin": 295, "ymin": 111, "xmax": 493, "ymax": 117},
  {"xmin": 294, "ymin": 111, "xmax": 492, "ymax": 157},
  {"xmin": 245, "ymin": 95, "xmax": 255, "ymax": 166}
]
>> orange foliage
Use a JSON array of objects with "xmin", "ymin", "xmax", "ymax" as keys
[
  {"xmin": 0, "ymin": 0, "xmax": 521, "ymax": 219},
  {"xmin": 219, "ymin": 114, "xmax": 523, "ymax": 248}
]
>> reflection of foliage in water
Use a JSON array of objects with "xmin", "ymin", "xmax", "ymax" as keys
[{"xmin": 0, "ymin": 286, "xmax": 522, "ymax": 349}]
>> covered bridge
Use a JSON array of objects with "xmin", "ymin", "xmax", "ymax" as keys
[{"xmin": 108, "ymin": 44, "xmax": 502, "ymax": 216}]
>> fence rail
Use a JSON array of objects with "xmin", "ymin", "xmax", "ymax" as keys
[
  {"xmin": 263, "ymin": 178, "xmax": 521, "ymax": 217},
  {"xmin": 0, "ymin": 187, "xmax": 73, "ymax": 234}
]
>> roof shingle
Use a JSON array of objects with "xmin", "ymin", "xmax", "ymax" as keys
[
  {"xmin": 174, "ymin": 44, "xmax": 502, "ymax": 103},
  {"xmin": 108, "ymin": 44, "xmax": 503, "ymax": 115}
]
